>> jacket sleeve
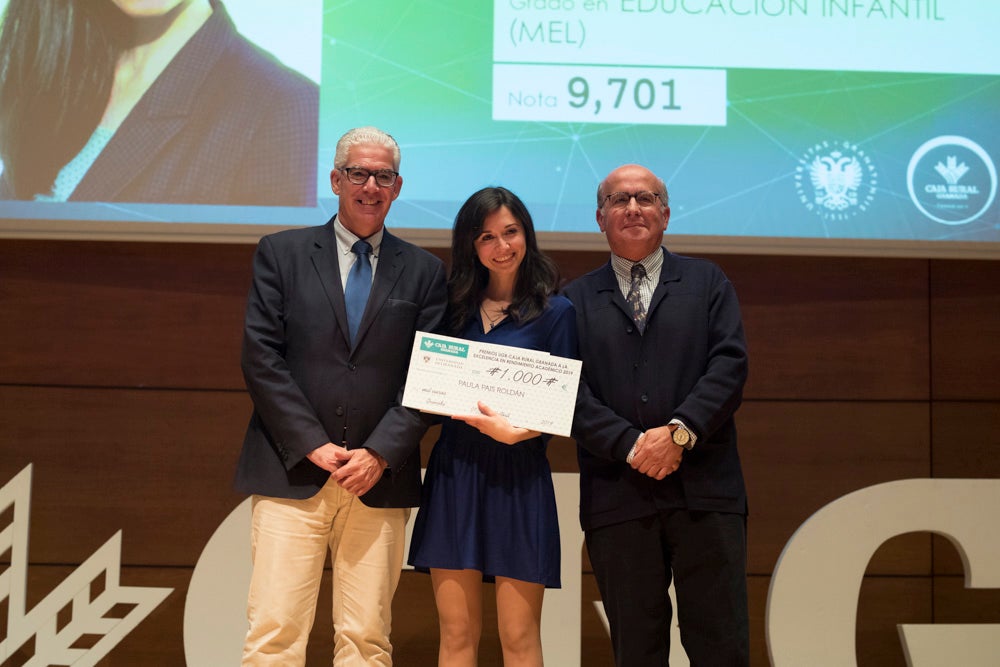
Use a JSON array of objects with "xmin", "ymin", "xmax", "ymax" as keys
[
  {"xmin": 563, "ymin": 284, "xmax": 643, "ymax": 462},
  {"xmin": 572, "ymin": 379, "xmax": 643, "ymax": 462},
  {"xmin": 673, "ymin": 272, "xmax": 748, "ymax": 442},
  {"xmin": 240, "ymin": 235, "xmax": 329, "ymax": 469}
]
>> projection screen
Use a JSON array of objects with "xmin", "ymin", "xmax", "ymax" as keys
[{"xmin": 0, "ymin": 0, "xmax": 997, "ymax": 257}]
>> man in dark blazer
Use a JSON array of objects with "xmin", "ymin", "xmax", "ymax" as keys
[
  {"xmin": 565, "ymin": 163, "xmax": 750, "ymax": 666},
  {"xmin": 234, "ymin": 126, "xmax": 447, "ymax": 666}
]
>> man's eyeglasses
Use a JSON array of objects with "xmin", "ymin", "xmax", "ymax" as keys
[
  {"xmin": 340, "ymin": 167, "xmax": 399, "ymax": 188},
  {"xmin": 603, "ymin": 191, "xmax": 662, "ymax": 209}
]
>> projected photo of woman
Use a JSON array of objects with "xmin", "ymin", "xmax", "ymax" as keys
[{"xmin": 0, "ymin": 0, "xmax": 318, "ymax": 206}]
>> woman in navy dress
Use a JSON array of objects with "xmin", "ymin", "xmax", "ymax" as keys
[{"xmin": 408, "ymin": 186, "xmax": 577, "ymax": 666}]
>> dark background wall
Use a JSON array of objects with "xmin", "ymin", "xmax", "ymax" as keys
[{"xmin": 1, "ymin": 238, "xmax": 998, "ymax": 665}]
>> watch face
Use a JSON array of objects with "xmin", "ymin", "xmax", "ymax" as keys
[{"xmin": 673, "ymin": 427, "xmax": 690, "ymax": 446}]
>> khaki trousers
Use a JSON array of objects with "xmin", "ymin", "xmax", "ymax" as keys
[{"xmin": 242, "ymin": 477, "xmax": 410, "ymax": 666}]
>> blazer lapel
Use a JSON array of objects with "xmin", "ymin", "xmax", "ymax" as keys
[
  {"xmin": 648, "ymin": 247, "xmax": 681, "ymax": 317},
  {"xmin": 595, "ymin": 261, "xmax": 634, "ymax": 324},
  {"xmin": 352, "ymin": 231, "xmax": 404, "ymax": 348},
  {"xmin": 310, "ymin": 218, "xmax": 351, "ymax": 347}
]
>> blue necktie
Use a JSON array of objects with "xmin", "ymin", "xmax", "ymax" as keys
[{"xmin": 345, "ymin": 240, "xmax": 372, "ymax": 343}]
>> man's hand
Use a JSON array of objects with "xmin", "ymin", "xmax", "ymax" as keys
[
  {"xmin": 306, "ymin": 442, "xmax": 350, "ymax": 473},
  {"xmin": 452, "ymin": 401, "xmax": 541, "ymax": 445},
  {"xmin": 332, "ymin": 447, "xmax": 387, "ymax": 497},
  {"xmin": 629, "ymin": 425, "xmax": 683, "ymax": 480}
]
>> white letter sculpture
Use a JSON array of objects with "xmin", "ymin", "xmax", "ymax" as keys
[{"xmin": 766, "ymin": 478, "xmax": 1000, "ymax": 666}]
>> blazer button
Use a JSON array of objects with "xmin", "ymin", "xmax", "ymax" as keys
[
  {"xmin": 336, "ymin": 406, "xmax": 344, "ymax": 416},
  {"xmin": 348, "ymin": 363, "xmax": 357, "ymax": 371},
  {"xmin": 640, "ymin": 394, "xmax": 649, "ymax": 403}
]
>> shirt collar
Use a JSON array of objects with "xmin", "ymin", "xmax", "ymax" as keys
[
  {"xmin": 611, "ymin": 247, "xmax": 663, "ymax": 282},
  {"xmin": 333, "ymin": 217, "xmax": 383, "ymax": 258}
]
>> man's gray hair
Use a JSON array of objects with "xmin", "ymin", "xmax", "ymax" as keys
[{"xmin": 333, "ymin": 126, "xmax": 401, "ymax": 170}]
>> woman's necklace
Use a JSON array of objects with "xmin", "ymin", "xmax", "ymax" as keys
[{"xmin": 480, "ymin": 300, "xmax": 508, "ymax": 330}]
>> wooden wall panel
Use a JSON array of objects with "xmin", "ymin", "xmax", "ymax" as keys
[
  {"xmin": 932, "ymin": 575, "xmax": 1000, "ymax": 625},
  {"xmin": 2, "ymin": 239, "xmax": 998, "ymax": 666},
  {"xmin": 748, "ymin": 576, "xmax": 770, "ymax": 667},
  {"xmin": 1, "ymin": 242, "xmax": 935, "ymax": 401},
  {"xmin": 545, "ymin": 249, "xmax": 607, "ymax": 285},
  {"xmin": 0, "ymin": 240, "xmax": 254, "ymax": 390},
  {"xmin": 724, "ymin": 255, "xmax": 930, "ymax": 401},
  {"xmin": 0, "ymin": 381, "xmax": 709, "ymax": 602},
  {"xmin": 856, "ymin": 576, "xmax": 933, "ymax": 667},
  {"xmin": 930, "ymin": 259, "xmax": 1000, "ymax": 400},
  {"xmin": 0, "ymin": 239, "xmax": 449, "ymax": 391},
  {"xmin": 739, "ymin": 401, "xmax": 932, "ymax": 575},
  {"xmin": 932, "ymin": 402, "xmax": 1000, "ymax": 479},
  {"xmin": 931, "ymin": 401, "xmax": 1000, "ymax": 575},
  {"xmin": 0, "ymin": 385, "xmax": 248, "ymax": 567}
]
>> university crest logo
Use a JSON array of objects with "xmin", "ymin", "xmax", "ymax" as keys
[{"xmin": 795, "ymin": 140, "xmax": 878, "ymax": 222}]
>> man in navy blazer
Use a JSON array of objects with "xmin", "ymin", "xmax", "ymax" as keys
[
  {"xmin": 234, "ymin": 127, "xmax": 447, "ymax": 666},
  {"xmin": 565, "ymin": 164, "xmax": 750, "ymax": 666}
]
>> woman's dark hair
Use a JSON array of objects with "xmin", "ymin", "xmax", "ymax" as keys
[
  {"xmin": 0, "ymin": 0, "xmax": 130, "ymax": 198},
  {"xmin": 445, "ymin": 186, "xmax": 559, "ymax": 335}
]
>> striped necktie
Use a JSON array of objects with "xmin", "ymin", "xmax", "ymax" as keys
[{"xmin": 627, "ymin": 262, "xmax": 647, "ymax": 333}]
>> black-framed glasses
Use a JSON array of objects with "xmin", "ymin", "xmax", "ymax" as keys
[
  {"xmin": 341, "ymin": 166, "xmax": 399, "ymax": 187},
  {"xmin": 603, "ymin": 191, "xmax": 661, "ymax": 209}
]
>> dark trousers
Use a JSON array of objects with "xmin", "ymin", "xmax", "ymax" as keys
[{"xmin": 586, "ymin": 509, "xmax": 749, "ymax": 667}]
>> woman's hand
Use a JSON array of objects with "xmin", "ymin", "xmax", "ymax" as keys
[{"xmin": 452, "ymin": 401, "xmax": 541, "ymax": 445}]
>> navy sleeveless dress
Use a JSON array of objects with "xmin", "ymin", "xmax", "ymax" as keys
[{"xmin": 407, "ymin": 296, "xmax": 577, "ymax": 588}]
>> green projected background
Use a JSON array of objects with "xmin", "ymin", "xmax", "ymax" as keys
[
  {"xmin": 321, "ymin": 1, "xmax": 999, "ymax": 244},
  {"xmin": 1, "ymin": 0, "xmax": 996, "ymax": 252}
]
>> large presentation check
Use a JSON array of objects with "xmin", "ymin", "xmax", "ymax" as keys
[{"xmin": 401, "ymin": 331, "xmax": 581, "ymax": 437}]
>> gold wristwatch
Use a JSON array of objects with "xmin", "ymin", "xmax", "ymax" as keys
[{"xmin": 671, "ymin": 424, "xmax": 693, "ymax": 450}]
